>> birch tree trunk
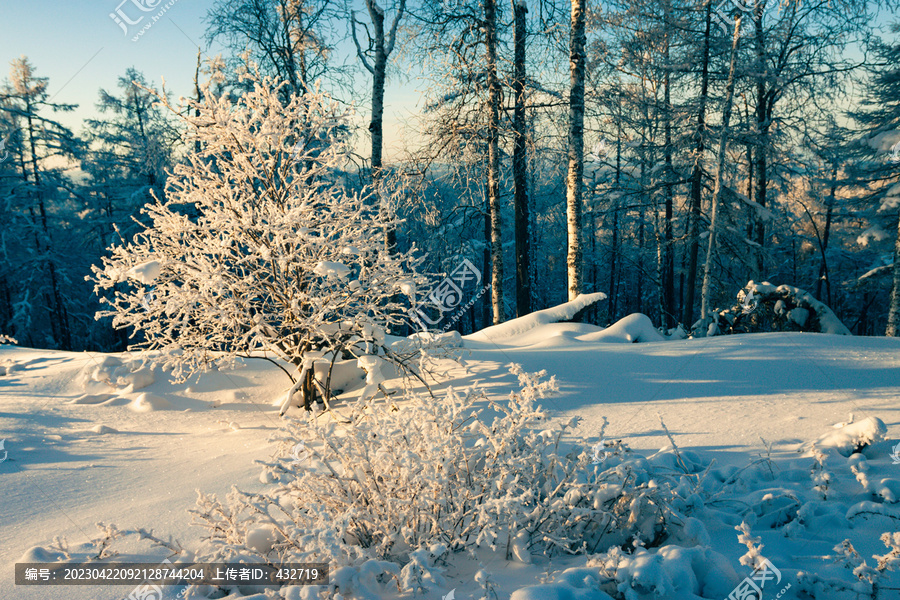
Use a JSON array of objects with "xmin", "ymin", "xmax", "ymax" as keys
[
  {"xmin": 566, "ymin": 0, "xmax": 587, "ymax": 302},
  {"xmin": 352, "ymin": 0, "xmax": 407, "ymax": 252},
  {"xmin": 683, "ymin": 0, "xmax": 712, "ymax": 326},
  {"xmin": 700, "ymin": 14, "xmax": 742, "ymax": 328},
  {"xmin": 485, "ymin": 0, "xmax": 505, "ymax": 324},
  {"xmin": 662, "ymin": 10, "xmax": 675, "ymax": 328},
  {"xmin": 887, "ymin": 210, "xmax": 900, "ymax": 336}
]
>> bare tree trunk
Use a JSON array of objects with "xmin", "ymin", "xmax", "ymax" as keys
[
  {"xmin": 637, "ymin": 158, "xmax": 646, "ymax": 315},
  {"xmin": 513, "ymin": 0, "xmax": 531, "ymax": 317},
  {"xmin": 483, "ymin": 202, "xmax": 492, "ymax": 328},
  {"xmin": 683, "ymin": 0, "xmax": 712, "ymax": 327},
  {"xmin": 608, "ymin": 198, "xmax": 619, "ymax": 323},
  {"xmin": 743, "ymin": 96, "xmax": 754, "ymax": 245},
  {"xmin": 752, "ymin": 0, "xmax": 770, "ymax": 278},
  {"xmin": 353, "ymin": 0, "xmax": 407, "ymax": 253},
  {"xmin": 194, "ymin": 48, "xmax": 203, "ymax": 155},
  {"xmin": 566, "ymin": 0, "xmax": 587, "ymax": 302},
  {"xmin": 700, "ymin": 14, "xmax": 742, "ymax": 327},
  {"xmin": 662, "ymin": 34, "xmax": 675, "ymax": 328},
  {"xmin": 886, "ymin": 209, "xmax": 900, "ymax": 337},
  {"xmin": 485, "ymin": 0, "xmax": 505, "ymax": 324},
  {"xmin": 816, "ymin": 163, "xmax": 836, "ymax": 305},
  {"xmin": 0, "ymin": 276, "xmax": 12, "ymax": 337},
  {"xmin": 744, "ymin": 97, "xmax": 755, "ymax": 252},
  {"xmin": 368, "ymin": 3, "xmax": 386, "ymax": 184},
  {"xmin": 609, "ymin": 132, "xmax": 621, "ymax": 323}
]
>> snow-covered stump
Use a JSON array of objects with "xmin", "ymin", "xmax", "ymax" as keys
[{"xmin": 708, "ymin": 281, "xmax": 852, "ymax": 336}]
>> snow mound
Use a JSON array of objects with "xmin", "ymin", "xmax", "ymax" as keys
[
  {"xmin": 312, "ymin": 358, "xmax": 365, "ymax": 394},
  {"xmin": 511, "ymin": 567, "xmax": 634, "ymax": 600},
  {"xmin": 19, "ymin": 546, "xmax": 69, "ymax": 563},
  {"xmin": 87, "ymin": 424, "xmax": 118, "ymax": 434},
  {"xmin": 847, "ymin": 500, "xmax": 900, "ymax": 521},
  {"xmin": 403, "ymin": 330, "xmax": 464, "ymax": 348},
  {"xmin": 466, "ymin": 293, "xmax": 606, "ymax": 344},
  {"xmin": 587, "ymin": 545, "xmax": 741, "ymax": 600},
  {"xmin": 78, "ymin": 355, "xmax": 155, "ymax": 393},
  {"xmin": 70, "ymin": 393, "xmax": 115, "ymax": 405},
  {"xmin": 128, "ymin": 392, "xmax": 173, "ymax": 412},
  {"xmin": 0, "ymin": 359, "xmax": 20, "ymax": 376},
  {"xmin": 245, "ymin": 525, "xmax": 282, "ymax": 554},
  {"xmin": 811, "ymin": 416, "xmax": 887, "ymax": 457},
  {"xmin": 581, "ymin": 313, "xmax": 666, "ymax": 343},
  {"xmin": 511, "ymin": 580, "xmax": 614, "ymax": 600}
]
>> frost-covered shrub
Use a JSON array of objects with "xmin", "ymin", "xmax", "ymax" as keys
[
  {"xmin": 90, "ymin": 74, "xmax": 427, "ymax": 406},
  {"xmin": 707, "ymin": 280, "xmax": 851, "ymax": 336},
  {"xmin": 797, "ymin": 534, "xmax": 900, "ymax": 599},
  {"xmin": 189, "ymin": 366, "xmax": 672, "ymax": 589}
]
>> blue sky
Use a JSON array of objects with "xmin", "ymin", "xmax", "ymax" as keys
[
  {"xmin": 0, "ymin": 0, "xmax": 422, "ymax": 157},
  {"xmin": 1, "ymin": 0, "xmax": 219, "ymax": 128}
]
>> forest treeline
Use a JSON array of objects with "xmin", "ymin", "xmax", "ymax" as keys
[{"xmin": 1, "ymin": 0, "xmax": 900, "ymax": 351}]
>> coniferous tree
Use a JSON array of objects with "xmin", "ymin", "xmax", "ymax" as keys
[
  {"xmin": 0, "ymin": 57, "xmax": 81, "ymax": 349},
  {"xmin": 853, "ymin": 31, "xmax": 900, "ymax": 336}
]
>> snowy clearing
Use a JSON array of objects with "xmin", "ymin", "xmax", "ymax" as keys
[{"xmin": 2, "ymin": 329, "xmax": 900, "ymax": 599}]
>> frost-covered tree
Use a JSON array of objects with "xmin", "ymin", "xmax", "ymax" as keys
[
  {"xmin": 83, "ymin": 68, "xmax": 179, "ymax": 250},
  {"xmin": 0, "ymin": 57, "xmax": 81, "ymax": 350},
  {"xmin": 410, "ymin": 0, "xmax": 507, "ymax": 325},
  {"xmin": 853, "ymin": 30, "xmax": 900, "ymax": 336},
  {"xmin": 90, "ymin": 75, "xmax": 426, "ymax": 407},
  {"xmin": 204, "ymin": 0, "xmax": 337, "ymax": 98}
]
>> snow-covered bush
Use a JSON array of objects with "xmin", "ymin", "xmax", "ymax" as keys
[
  {"xmin": 797, "ymin": 534, "xmax": 900, "ymax": 599},
  {"xmin": 705, "ymin": 280, "xmax": 851, "ymax": 336},
  {"xmin": 90, "ymin": 75, "xmax": 426, "ymax": 406},
  {"xmin": 188, "ymin": 366, "xmax": 672, "ymax": 593},
  {"xmin": 585, "ymin": 544, "xmax": 742, "ymax": 600}
]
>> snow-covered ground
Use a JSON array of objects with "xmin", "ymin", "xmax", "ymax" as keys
[{"xmin": 2, "ymin": 325, "xmax": 900, "ymax": 599}]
